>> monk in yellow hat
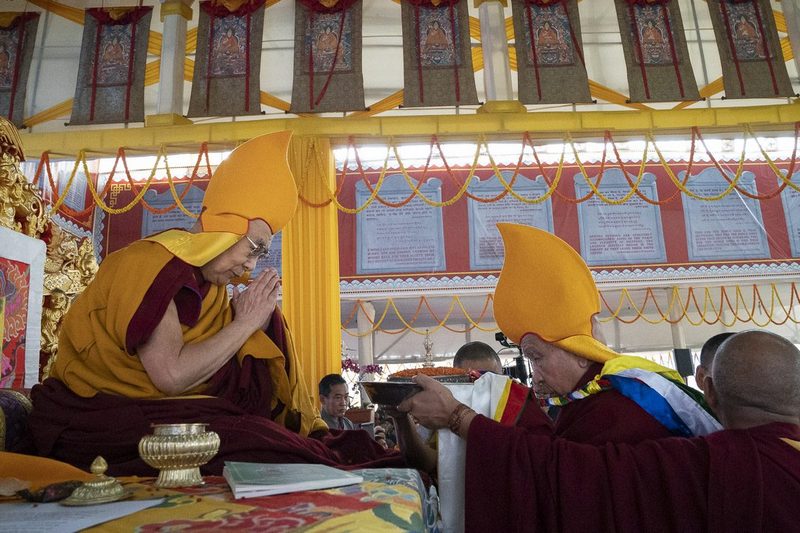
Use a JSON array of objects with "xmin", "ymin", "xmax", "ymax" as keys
[
  {"xmin": 398, "ymin": 223, "xmax": 723, "ymax": 523},
  {"xmin": 28, "ymin": 131, "xmax": 402, "ymax": 475},
  {"xmin": 410, "ymin": 326, "xmax": 800, "ymax": 532}
]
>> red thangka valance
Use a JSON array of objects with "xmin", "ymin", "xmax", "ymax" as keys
[
  {"xmin": 200, "ymin": 0, "xmax": 266, "ymax": 17},
  {"xmin": 296, "ymin": 0, "xmax": 359, "ymax": 13}
]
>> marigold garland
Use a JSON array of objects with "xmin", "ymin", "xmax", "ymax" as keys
[
  {"xmin": 35, "ymin": 144, "xmax": 210, "ymax": 218},
  {"xmin": 342, "ymin": 282, "xmax": 800, "ymax": 336},
  {"xmin": 27, "ymin": 124, "xmax": 800, "ymax": 218}
]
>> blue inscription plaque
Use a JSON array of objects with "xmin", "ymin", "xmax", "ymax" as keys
[
  {"xmin": 140, "ymin": 184, "xmax": 204, "ymax": 238},
  {"xmin": 467, "ymin": 171, "xmax": 554, "ymax": 270},
  {"xmin": 574, "ymin": 169, "xmax": 667, "ymax": 266},
  {"xmin": 57, "ymin": 168, "xmax": 88, "ymax": 212},
  {"xmin": 681, "ymin": 168, "xmax": 770, "ymax": 261},
  {"xmin": 355, "ymin": 174, "xmax": 446, "ymax": 275},
  {"xmin": 781, "ymin": 172, "xmax": 800, "ymax": 258},
  {"xmin": 250, "ymin": 231, "xmax": 283, "ymax": 277}
]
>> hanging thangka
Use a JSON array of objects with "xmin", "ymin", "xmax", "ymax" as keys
[
  {"xmin": 0, "ymin": 13, "xmax": 39, "ymax": 128},
  {"xmin": 510, "ymin": 0, "xmax": 591, "ymax": 105},
  {"xmin": 706, "ymin": 0, "xmax": 794, "ymax": 99},
  {"xmin": 188, "ymin": 0, "xmax": 266, "ymax": 118},
  {"xmin": 70, "ymin": 7, "xmax": 152, "ymax": 125},
  {"xmin": 290, "ymin": 0, "xmax": 364, "ymax": 113},
  {"xmin": 613, "ymin": 0, "xmax": 699, "ymax": 103},
  {"xmin": 401, "ymin": 0, "xmax": 479, "ymax": 108}
]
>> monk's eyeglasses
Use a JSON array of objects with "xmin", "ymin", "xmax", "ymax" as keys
[{"xmin": 245, "ymin": 235, "xmax": 270, "ymax": 260}]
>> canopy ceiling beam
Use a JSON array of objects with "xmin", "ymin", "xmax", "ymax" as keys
[{"xmin": 20, "ymin": 101, "xmax": 800, "ymax": 155}]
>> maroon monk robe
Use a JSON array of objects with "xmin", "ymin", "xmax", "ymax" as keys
[
  {"xmin": 550, "ymin": 363, "xmax": 674, "ymax": 444},
  {"xmin": 487, "ymin": 363, "xmax": 674, "ymax": 441},
  {"xmin": 29, "ymin": 257, "xmax": 404, "ymax": 476},
  {"xmin": 465, "ymin": 418, "xmax": 800, "ymax": 532}
]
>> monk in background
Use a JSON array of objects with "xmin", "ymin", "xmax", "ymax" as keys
[{"xmin": 695, "ymin": 331, "xmax": 735, "ymax": 396}]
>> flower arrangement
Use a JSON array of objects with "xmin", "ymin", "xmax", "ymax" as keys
[
  {"xmin": 341, "ymin": 357, "xmax": 384, "ymax": 406},
  {"xmin": 341, "ymin": 357, "xmax": 383, "ymax": 377}
]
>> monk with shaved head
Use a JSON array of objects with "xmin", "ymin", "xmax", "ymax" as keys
[
  {"xmin": 694, "ymin": 331, "xmax": 735, "ymax": 396},
  {"xmin": 401, "ymin": 329, "xmax": 800, "ymax": 531},
  {"xmin": 708, "ymin": 330, "xmax": 800, "ymax": 428}
]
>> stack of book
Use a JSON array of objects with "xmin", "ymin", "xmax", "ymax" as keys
[{"xmin": 222, "ymin": 461, "xmax": 364, "ymax": 499}]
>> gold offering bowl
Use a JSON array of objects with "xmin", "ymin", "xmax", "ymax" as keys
[{"xmin": 138, "ymin": 423, "xmax": 220, "ymax": 488}]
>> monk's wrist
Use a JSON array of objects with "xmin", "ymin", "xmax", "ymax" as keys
[{"xmin": 447, "ymin": 403, "xmax": 476, "ymax": 438}]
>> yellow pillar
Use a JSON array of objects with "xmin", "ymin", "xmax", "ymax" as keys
[{"xmin": 283, "ymin": 136, "xmax": 341, "ymax": 404}]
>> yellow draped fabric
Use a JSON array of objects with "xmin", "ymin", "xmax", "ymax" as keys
[
  {"xmin": 283, "ymin": 137, "xmax": 342, "ymax": 404},
  {"xmin": 52, "ymin": 234, "xmax": 325, "ymax": 436},
  {"xmin": 145, "ymin": 229, "xmax": 239, "ymax": 266},
  {"xmin": 0, "ymin": 452, "xmax": 93, "ymax": 490}
]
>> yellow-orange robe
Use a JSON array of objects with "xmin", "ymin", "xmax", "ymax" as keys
[{"xmin": 29, "ymin": 233, "xmax": 401, "ymax": 474}]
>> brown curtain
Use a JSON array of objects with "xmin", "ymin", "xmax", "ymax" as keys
[
  {"xmin": 401, "ymin": 0, "xmax": 479, "ymax": 108},
  {"xmin": 613, "ymin": 0, "xmax": 700, "ymax": 103},
  {"xmin": 511, "ymin": 0, "xmax": 592, "ymax": 105},
  {"xmin": 0, "ymin": 13, "xmax": 39, "ymax": 127},
  {"xmin": 188, "ymin": 0, "xmax": 266, "ymax": 118},
  {"xmin": 70, "ymin": 7, "xmax": 152, "ymax": 125},
  {"xmin": 290, "ymin": 0, "xmax": 364, "ymax": 113},
  {"xmin": 706, "ymin": 0, "xmax": 794, "ymax": 99}
]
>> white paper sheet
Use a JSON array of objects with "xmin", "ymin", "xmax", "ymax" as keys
[{"xmin": 0, "ymin": 498, "xmax": 164, "ymax": 533}]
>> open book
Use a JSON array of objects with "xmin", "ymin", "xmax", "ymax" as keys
[{"xmin": 223, "ymin": 462, "xmax": 364, "ymax": 499}]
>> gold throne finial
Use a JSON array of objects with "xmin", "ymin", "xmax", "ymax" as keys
[{"xmin": 0, "ymin": 116, "xmax": 48, "ymax": 238}]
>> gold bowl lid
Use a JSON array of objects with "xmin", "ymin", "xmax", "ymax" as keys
[{"xmin": 61, "ymin": 457, "xmax": 131, "ymax": 506}]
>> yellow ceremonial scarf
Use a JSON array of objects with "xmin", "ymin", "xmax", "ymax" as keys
[{"xmin": 52, "ymin": 231, "xmax": 326, "ymax": 436}]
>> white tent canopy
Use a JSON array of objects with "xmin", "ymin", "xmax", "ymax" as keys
[{"xmin": 15, "ymin": 0, "xmax": 800, "ymax": 131}]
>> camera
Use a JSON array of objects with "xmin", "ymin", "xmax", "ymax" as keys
[
  {"xmin": 495, "ymin": 331, "xmax": 516, "ymax": 349},
  {"xmin": 495, "ymin": 332, "xmax": 529, "ymax": 386}
]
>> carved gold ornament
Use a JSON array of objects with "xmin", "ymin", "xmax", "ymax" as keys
[{"xmin": 0, "ymin": 117, "xmax": 97, "ymax": 380}]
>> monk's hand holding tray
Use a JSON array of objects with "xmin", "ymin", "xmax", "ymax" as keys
[
  {"xmin": 360, "ymin": 381, "xmax": 423, "ymax": 407},
  {"xmin": 361, "ymin": 367, "xmax": 472, "ymax": 406}
]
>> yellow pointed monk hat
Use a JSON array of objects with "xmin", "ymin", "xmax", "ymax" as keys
[
  {"xmin": 493, "ymin": 223, "xmax": 620, "ymax": 363},
  {"xmin": 200, "ymin": 130, "xmax": 297, "ymax": 235}
]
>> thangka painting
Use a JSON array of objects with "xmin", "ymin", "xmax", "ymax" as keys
[
  {"xmin": 209, "ymin": 16, "xmax": 248, "ymax": 77},
  {"xmin": 523, "ymin": 4, "xmax": 575, "ymax": 67},
  {"xmin": 0, "ymin": 226, "xmax": 45, "ymax": 389},
  {"xmin": 723, "ymin": 1, "xmax": 765, "ymax": 61},
  {"xmin": 0, "ymin": 257, "xmax": 29, "ymax": 388},
  {"xmin": 706, "ymin": 0, "xmax": 794, "ymax": 98},
  {"xmin": 307, "ymin": 11, "xmax": 354, "ymax": 73},
  {"xmin": 630, "ymin": 3, "xmax": 675, "ymax": 65},
  {"xmin": 510, "ymin": 0, "xmax": 591, "ymax": 104},
  {"xmin": 418, "ymin": 6, "xmax": 459, "ymax": 68},
  {"xmin": 401, "ymin": 0, "xmax": 478, "ymax": 108},
  {"xmin": 188, "ymin": 0, "xmax": 266, "ymax": 117},
  {"xmin": 94, "ymin": 25, "xmax": 133, "ymax": 86},
  {"xmin": 0, "ymin": 31, "xmax": 15, "ymax": 88},
  {"xmin": 613, "ymin": 0, "xmax": 699, "ymax": 102},
  {"xmin": 70, "ymin": 7, "xmax": 152, "ymax": 125},
  {"xmin": 290, "ymin": 0, "xmax": 364, "ymax": 113},
  {"xmin": 0, "ymin": 13, "xmax": 39, "ymax": 128}
]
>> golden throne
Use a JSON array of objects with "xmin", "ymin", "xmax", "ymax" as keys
[{"xmin": 0, "ymin": 117, "xmax": 97, "ymax": 380}]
